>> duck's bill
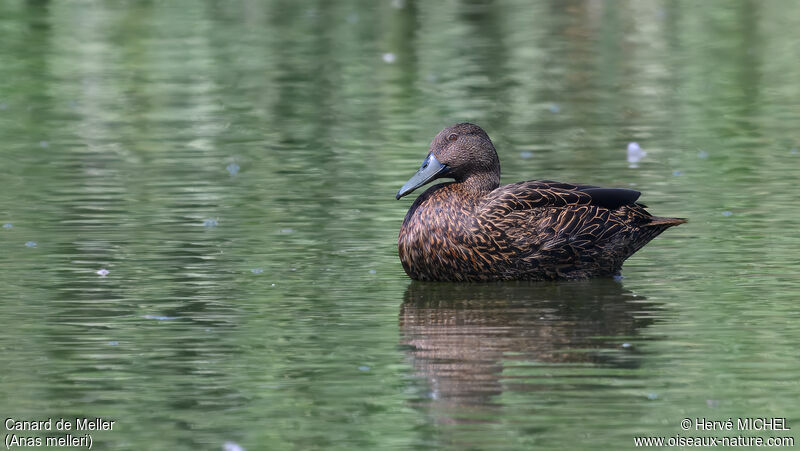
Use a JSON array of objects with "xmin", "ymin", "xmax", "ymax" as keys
[{"xmin": 396, "ymin": 153, "xmax": 450, "ymax": 200}]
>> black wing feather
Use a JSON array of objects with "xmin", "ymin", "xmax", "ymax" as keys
[{"xmin": 578, "ymin": 187, "xmax": 641, "ymax": 210}]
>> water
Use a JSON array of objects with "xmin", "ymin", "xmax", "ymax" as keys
[{"xmin": 1, "ymin": 1, "xmax": 799, "ymax": 449}]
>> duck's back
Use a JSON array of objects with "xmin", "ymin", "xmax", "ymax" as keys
[{"xmin": 399, "ymin": 180, "xmax": 685, "ymax": 281}]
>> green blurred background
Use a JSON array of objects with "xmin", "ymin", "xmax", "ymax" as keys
[{"xmin": 1, "ymin": 0, "xmax": 799, "ymax": 449}]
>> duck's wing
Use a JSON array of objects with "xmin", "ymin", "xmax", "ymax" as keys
[
  {"xmin": 477, "ymin": 181, "xmax": 648, "ymax": 277},
  {"xmin": 480, "ymin": 180, "xmax": 642, "ymax": 215}
]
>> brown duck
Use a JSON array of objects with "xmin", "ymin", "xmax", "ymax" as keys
[{"xmin": 396, "ymin": 123, "xmax": 685, "ymax": 282}]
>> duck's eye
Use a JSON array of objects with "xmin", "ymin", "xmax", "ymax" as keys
[{"xmin": 447, "ymin": 133, "xmax": 458, "ymax": 142}]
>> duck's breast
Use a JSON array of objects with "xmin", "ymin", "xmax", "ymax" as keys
[{"xmin": 398, "ymin": 184, "xmax": 486, "ymax": 280}]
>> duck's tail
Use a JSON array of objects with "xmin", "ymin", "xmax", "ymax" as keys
[
  {"xmin": 643, "ymin": 217, "xmax": 688, "ymax": 227},
  {"xmin": 622, "ymin": 215, "xmax": 686, "ymax": 260}
]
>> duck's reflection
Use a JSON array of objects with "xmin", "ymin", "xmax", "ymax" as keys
[{"xmin": 399, "ymin": 280, "xmax": 660, "ymax": 420}]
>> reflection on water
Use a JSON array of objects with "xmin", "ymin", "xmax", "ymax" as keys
[{"xmin": 401, "ymin": 281, "xmax": 658, "ymax": 425}]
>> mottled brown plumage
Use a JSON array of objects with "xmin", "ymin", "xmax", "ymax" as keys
[{"xmin": 396, "ymin": 123, "xmax": 685, "ymax": 282}]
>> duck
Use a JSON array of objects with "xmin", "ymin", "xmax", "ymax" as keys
[{"xmin": 396, "ymin": 123, "xmax": 685, "ymax": 282}]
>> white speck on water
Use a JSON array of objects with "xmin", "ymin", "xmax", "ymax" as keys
[
  {"xmin": 143, "ymin": 314, "xmax": 177, "ymax": 321},
  {"xmin": 108, "ymin": 341, "xmax": 119, "ymax": 346},
  {"xmin": 280, "ymin": 228, "xmax": 294, "ymax": 234},
  {"xmin": 627, "ymin": 142, "xmax": 646, "ymax": 167},
  {"xmin": 203, "ymin": 218, "xmax": 219, "ymax": 227},
  {"xmin": 251, "ymin": 268, "xmax": 264, "ymax": 274},
  {"xmin": 520, "ymin": 151, "xmax": 533, "ymax": 159},
  {"xmin": 382, "ymin": 53, "xmax": 396, "ymax": 64},
  {"xmin": 548, "ymin": 103, "xmax": 561, "ymax": 113},
  {"xmin": 647, "ymin": 393, "xmax": 659, "ymax": 400},
  {"xmin": 226, "ymin": 163, "xmax": 240, "ymax": 175},
  {"xmin": 391, "ymin": 0, "xmax": 405, "ymax": 9},
  {"xmin": 39, "ymin": 140, "xmax": 49, "ymax": 148},
  {"xmin": 223, "ymin": 442, "xmax": 245, "ymax": 451},
  {"xmin": 369, "ymin": 269, "xmax": 377, "ymax": 274},
  {"xmin": 672, "ymin": 170, "xmax": 683, "ymax": 176},
  {"xmin": 622, "ymin": 343, "xmax": 632, "ymax": 348},
  {"xmin": 25, "ymin": 241, "xmax": 37, "ymax": 247},
  {"xmin": 706, "ymin": 399, "xmax": 720, "ymax": 408},
  {"xmin": 96, "ymin": 268, "xmax": 110, "ymax": 277},
  {"xmin": 3, "ymin": 223, "xmax": 12, "ymax": 228},
  {"xmin": 358, "ymin": 365, "xmax": 370, "ymax": 371},
  {"xmin": 290, "ymin": 267, "xmax": 297, "ymax": 271},
  {"xmin": 722, "ymin": 211, "xmax": 733, "ymax": 217},
  {"xmin": 271, "ymin": 283, "xmax": 276, "ymax": 287},
  {"xmin": 698, "ymin": 150, "xmax": 709, "ymax": 159},
  {"xmin": 627, "ymin": 142, "xmax": 645, "ymax": 158}
]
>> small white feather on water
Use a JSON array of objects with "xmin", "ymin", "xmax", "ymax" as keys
[{"xmin": 627, "ymin": 142, "xmax": 646, "ymax": 168}]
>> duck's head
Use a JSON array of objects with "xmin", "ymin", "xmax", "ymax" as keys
[{"xmin": 396, "ymin": 123, "xmax": 500, "ymax": 200}]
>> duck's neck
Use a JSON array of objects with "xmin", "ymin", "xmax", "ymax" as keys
[{"xmin": 457, "ymin": 171, "xmax": 500, "ymax": 196}]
